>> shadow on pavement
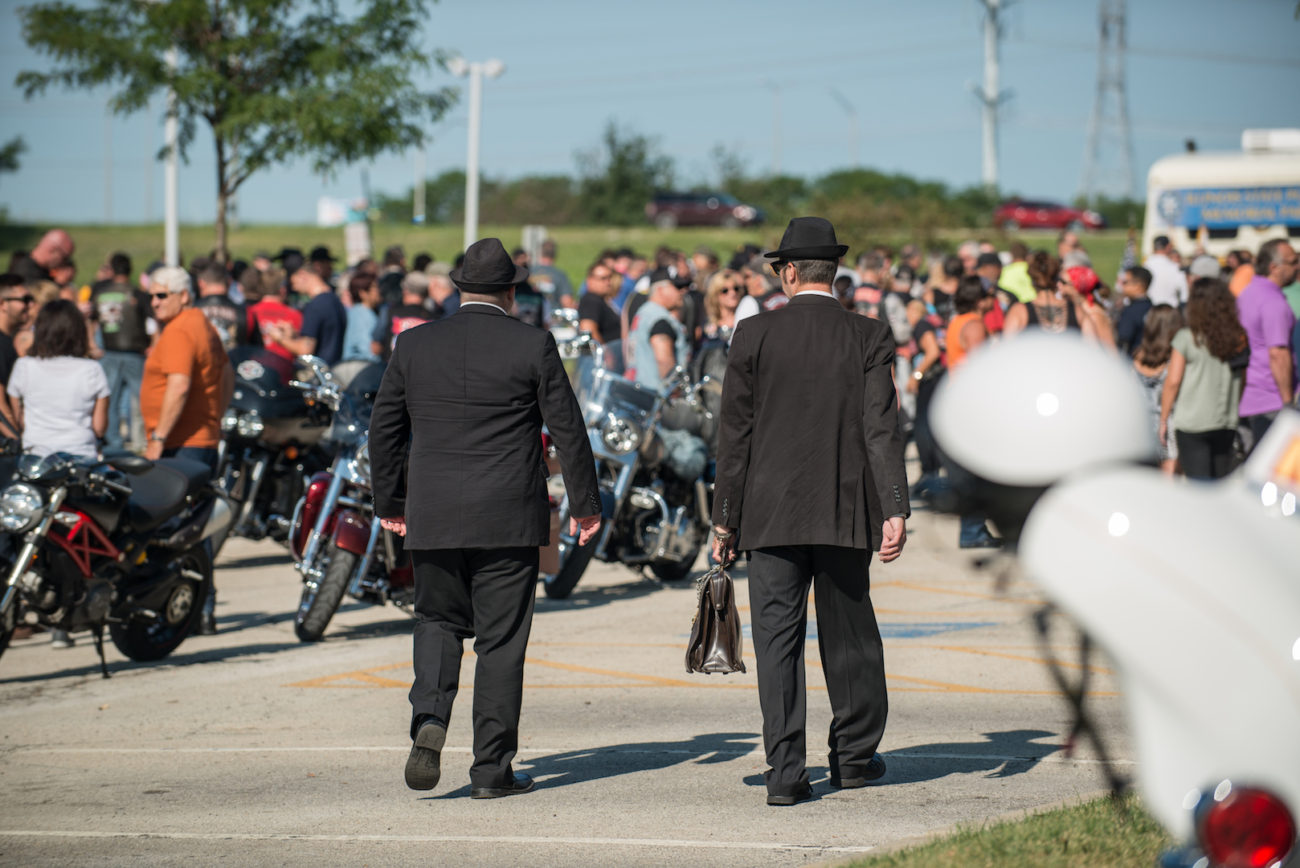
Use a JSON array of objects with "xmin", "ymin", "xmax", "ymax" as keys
[
  {"xmin": 874, "ymin": 729, "xmax": 1063, "ymax": 784},
  {"xmin": 534, "ymin": 575, "xmax": 685, "ymax": 613},
  {"xmin": 416, "ymin": 732, "xmax": 763, "ymax": 798},
  {"xmin": 0, "ymin": 640, "xmax": 300, "ymax": 684},
  {"xmin": 217, "ymin": 553, "xmax": 293, "ymax": 571}
]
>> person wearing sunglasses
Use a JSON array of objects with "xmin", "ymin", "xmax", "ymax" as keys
[
  {"xmin": 702, "ymin": 270, "xmax": 744, "ymax": 341},
  {"xmin": 0, "ymin": 273, "xmax": 37, "ymax": 442}
]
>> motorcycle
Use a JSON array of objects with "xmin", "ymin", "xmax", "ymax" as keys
[
  {"xmin": 929, "ymin": 333, "xmax": 1300, "ymax": 868},
  {"xmin": 216, "ymin": 351, "xmax": 335, "ymax": 544},
  {"xmin": 0, "ymin": 451, "xmax": 232, "ymax": 675},
  {"xmin": 543, "ymin": 333, "xmax": 718, "ymax": 599},
  {"xmin": 287, "ymin": 363, "xmax": 415, "ymax": 642}
]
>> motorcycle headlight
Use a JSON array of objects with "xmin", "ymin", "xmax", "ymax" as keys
[
  {"xmin": 220, "ymin": 410, "xmax": 238, "ymax": 433},
  {"xmin": 0, "ymin": 482, "xmax": 45, "ymax": 533},
  {"xmin": 600, "ymin": 414, "xmax": 641, "ymax": 454},
  {"xmin": 236, "ymin": 411, "xmax": 265, "ymax": 439}
]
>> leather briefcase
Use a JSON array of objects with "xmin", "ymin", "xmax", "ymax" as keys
[{"xmin": 685, "ymin": 564, "xmax": 747, "ymax": 675}]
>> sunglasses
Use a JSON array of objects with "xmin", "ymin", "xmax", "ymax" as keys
[
  {"xmin": 151, "ymin": 292, "xmax": 174, "ymax": 301},
  {"xmin": 1, "ymin": 295, "xmax": 35, "ymax": 305},
  {"xmin": 719, "ymin": 285, "xmax": 742, "ymax": 294},
  {"xmin": 769, "ymin": 261, "xmax": 787, "ymax": 277}
]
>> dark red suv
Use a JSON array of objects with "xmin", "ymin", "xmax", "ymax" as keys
[
  {"xmin": 645, "ymin": 192, "xmax": 765, "ymax": 229},
  {"xmin": 993, "ymin": 199, "xmax": 1106, "ymax": 232}
]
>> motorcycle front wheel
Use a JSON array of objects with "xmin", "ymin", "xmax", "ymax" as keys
[
  {"xmin": 0, "ymin": 598, "xmax": 17, "ymax": 660},
  {"xmin": 294, "ymin": 538, "xmax": 357, "ymax": 642},
  {"xmin": 110, "ymin": 544, "xmax": 212, "ymax": 662},
  {"xmin": 650, "ymin": 545, "xmax": 701, "ymax": 583},
  {"xmin": 542, "ymin": 506, "xmax": 596, "ymax": 600}
]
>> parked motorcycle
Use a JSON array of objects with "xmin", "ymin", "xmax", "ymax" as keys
[
  {"xmin": 543, "ymin": 334, "xmax": 718, "ymax": 599},
  {"xmin": 929, "ymin": 333, "xmax": 1300, "ymax": 868},
  {"xmin": 287, "ymin": 363, "xmax": 415, "ymax": 642},
  {"xmin": 217, "ymin": 350, "xmax": 334, "ymax": 544},
  {"xmin": 0, "ymin": 451, "xmax": 232, "ymax": 674}
]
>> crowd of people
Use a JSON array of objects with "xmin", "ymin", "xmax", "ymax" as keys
[{"xmin": 2, "ymin": 226, "xmax": 1296, "ymax": 539}]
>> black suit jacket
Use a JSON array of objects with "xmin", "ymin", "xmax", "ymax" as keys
[
  {"xmin": 711, "ymin": 292, "xmax": 909, "ymax": 552},
  {"xmin": 369, "ymin": 304, "xmax": 601, "ymax": 550}
]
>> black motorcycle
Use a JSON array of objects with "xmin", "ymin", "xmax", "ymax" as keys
[
  {"xmin": 0, "ymin": 452, "xmax": 232, "ymax": 674},
  {"xmin": 216, "ymin": 350, "xmax": 335, "ymax": 544}
]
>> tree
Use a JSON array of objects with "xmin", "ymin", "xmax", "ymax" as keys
[
  {"xmin": 0, "ymin": 137, "xmax": 25, "ymax": 175},
  {"xmin": 17, "ymin": 0, "xmax": 455, "ymax": 261},
  {"xmin": 575, "ymin": 122, "xmax": 674, "ymax": 226}
]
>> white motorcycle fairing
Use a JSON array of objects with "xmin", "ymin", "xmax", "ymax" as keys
[{"xmin": 1019, "ymin": 466, "xmax": 1300, "ymax": 845}]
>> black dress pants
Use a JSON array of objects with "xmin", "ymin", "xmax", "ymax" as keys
[
  {"xmin": 747, "ymin": 545, "xmax": 887, "ymax": 796},
  {"xmin": 409, "ymin": 546, "xmax": 539, "ymax": 789}
]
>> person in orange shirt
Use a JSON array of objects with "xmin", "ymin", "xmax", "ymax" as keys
[
  {"xmin": 140, "ymin": 265, "xmax": 233, "ymax": 635},
  {"xmin": 1227, "ymin": 249, "xmax": 1254, "ymax": 296},
  {"xmin": 141, "ymin": 266, "xmax": 233, "ymax": 468},
  {"xmin": 947, "ymin": 277, "xmax": 1000, "ymax": 548}
]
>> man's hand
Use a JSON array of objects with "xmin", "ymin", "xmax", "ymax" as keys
[
  {"xmin": 569, "ymin": 514, "xmax": 602, "ymax": 547},
  {"xmin": 711, "ymin": 525, "xmax": 736, "ymax": 566},
  {"xmin": 380, "ymin": 517, "xmax": 407, "ymax": 537},
  {"xmin": 144, "ymin": 439, "xmax": 164, "ymax": 461},
  {"xmin": 879, "ymin": 516, "xmax": 906, "ymax": 563}
]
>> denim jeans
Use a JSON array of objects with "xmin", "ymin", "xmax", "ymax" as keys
[
  {"xmin": 958, "ymin": 513, "xmax": 993, "ymax": 545},
  {"xmin": 99, "ymin": 351, "xmax": 145, "ymax": 451}
]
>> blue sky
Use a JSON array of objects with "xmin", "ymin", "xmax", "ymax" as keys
[{"xmin": 1, "ymin": 0, "xmax": 1298, "ymax": 224}]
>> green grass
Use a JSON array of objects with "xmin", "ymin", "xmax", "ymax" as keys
[
  {"xmin": 0, "ymin": 221, "xmax": 1130, "ymax": 291},
  {"xmin": 847, "ymin": 793, "xmax": 1174, "ymax": 868}
]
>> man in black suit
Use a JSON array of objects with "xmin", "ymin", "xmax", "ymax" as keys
[
  {"xmin": 369, "ymin": 238, "xmax": 603, "ymax": 799},
  {"xmin": 711, "ymin": 217, "xmax": 909, "ymax": 806}
]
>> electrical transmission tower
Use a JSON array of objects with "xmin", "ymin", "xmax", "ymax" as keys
[
  {"xmin": 974, "ymin": 0, "xmax": 1011, "ymax": 191},
  {"xmin": 1080, "ymin": 0, "xmax": 1135, "ymax": 202}
]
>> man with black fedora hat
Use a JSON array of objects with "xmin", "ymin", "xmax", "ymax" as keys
[
  {"xmin": 368, "ymin": 237, "xmax": 603, "ymax": 799},
  {"xmin": 711, "ymin": 216, "xmax": 910, "ymax": 806}
]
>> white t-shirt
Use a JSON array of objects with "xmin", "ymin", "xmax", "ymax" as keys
[
  {"xmin": 7, "ymin": 355, "xmax": 110, "ymax": 458},
  {"xmin": 1143, "ymin": 253, "xmax": 1189, "ymax": 308}
]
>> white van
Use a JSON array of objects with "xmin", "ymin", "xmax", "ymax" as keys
[{"xmin": 1142, "ymin": 129, "xmax": 1300, "ymax": 260}]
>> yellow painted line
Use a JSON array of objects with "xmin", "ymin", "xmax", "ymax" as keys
[{"xmin": 914, "ymin": 644, "xmax": 1114, "ymax": 675}]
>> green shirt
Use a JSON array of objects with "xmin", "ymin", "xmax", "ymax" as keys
[
  {"xmin": 998, "ymin": 261, "xmax": 1036, "ymax": 304},
  {"xmin": 1171, "ymin": 327, "xmax": 1241, "ymax": 433},
  {"xmin": 1282, "ymin": 281, "xmax": 1300, "ymax": 320}
]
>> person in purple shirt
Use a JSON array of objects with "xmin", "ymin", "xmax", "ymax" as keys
[{"xmin": 1236, "ymin": 238, "xmax": 1298, "ymax": 449}]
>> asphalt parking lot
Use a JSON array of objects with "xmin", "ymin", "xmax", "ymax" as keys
[{"xmin": 0, "ymin": 504, "xmax": 1131, "ymax": 867}]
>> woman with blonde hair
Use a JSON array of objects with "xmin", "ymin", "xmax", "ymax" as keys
[{"xmin": 702, "ymin": 269, "xmax": 744, "ymax": 340}]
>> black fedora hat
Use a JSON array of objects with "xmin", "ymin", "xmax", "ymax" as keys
[
  {"xmin": 764, "ymin": 216, "xmax": 849, "ymax": 261},
  {"xmin": 309, "ymin": 245, "xmax": 338, "ymax": 263},
  {"xmin": 450, "ymin": 238, "xmax": 529, "ymax": 291}
]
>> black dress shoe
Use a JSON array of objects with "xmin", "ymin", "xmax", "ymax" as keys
[
  {"xmin": 766, "ymin": 783, "xmax": 814, "ymax": 807},
  {"xmin": 471, "ymin": 772, "xmax": 535, "ymax": 799},
  {"xmin": 831, "ymin": 753, "xmax": 887, "ymax": 789},
  {"xmin": 404, "ymin": 718, "xmax": 447, "ymax": 791}
]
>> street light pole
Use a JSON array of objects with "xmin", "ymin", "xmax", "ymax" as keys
[
  {"xmin": 447, "ymin": 57, "xmax": 504, "ymax": 252},
  {"xmin": 163, "ymin": 45, "xmax": 179, "ymax": 265}
]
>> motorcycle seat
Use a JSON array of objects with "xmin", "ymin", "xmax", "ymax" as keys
[{"xmin": 124, "ymin": 458, "xmax": 211, "ymax": 532}]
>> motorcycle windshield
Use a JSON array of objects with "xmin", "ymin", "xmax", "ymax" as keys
[
  {"xmin": 326, "ymin": 363, "xmax": 384, "ymax": 446},
  {"xmin": 227, "ymin": 346, "xmax": 307, "ymax": 417},
  {"xmin": 582, "ymin": 370, "xmax": 657, "ymax": 431}
]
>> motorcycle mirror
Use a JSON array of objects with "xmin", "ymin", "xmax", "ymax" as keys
[{"xmin": 551, "ymin": 308, "xmax": 579, "ymax": 328}]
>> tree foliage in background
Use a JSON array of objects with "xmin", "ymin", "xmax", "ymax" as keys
[
  {"xmin": 1073, "ymin": 194, "xmax": 1146, "ymax": 230},
  {"xmin": 0, "ymin": 137, "xmax": 25, "ymax": 175},
  {"xmin": 376, "ymin": 125, "xmax": 1113, "ymax": 240},
  {"xmin": 575, "ymin": 121, "xmax": 674, "ymax": 226},
  {"xmin": 17, "ymin": 0, "xmax": 455, "ymax": 261}
]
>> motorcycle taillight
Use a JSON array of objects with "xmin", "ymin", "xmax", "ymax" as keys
[{"xmin": 1197, "ymin": 784, "xmax": 1296, "ymax": 868}]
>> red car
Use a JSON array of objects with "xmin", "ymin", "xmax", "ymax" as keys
[{"xmin": 993, "ymin": 199, "xmax": 1106, "ymax": 232}]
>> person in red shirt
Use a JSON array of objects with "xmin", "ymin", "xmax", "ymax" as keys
[{"xmin": 244, "ymin": 268, "xmax": 302, "ymax": 364}]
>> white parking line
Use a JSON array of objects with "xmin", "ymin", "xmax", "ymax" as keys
[
  {"xmin": 11, "ymin": 745, "xmax": 1134, "ymax": 764},
  {"xmin": 0, "ymin": 830, "xmax": 875, "ymax": 854}
]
